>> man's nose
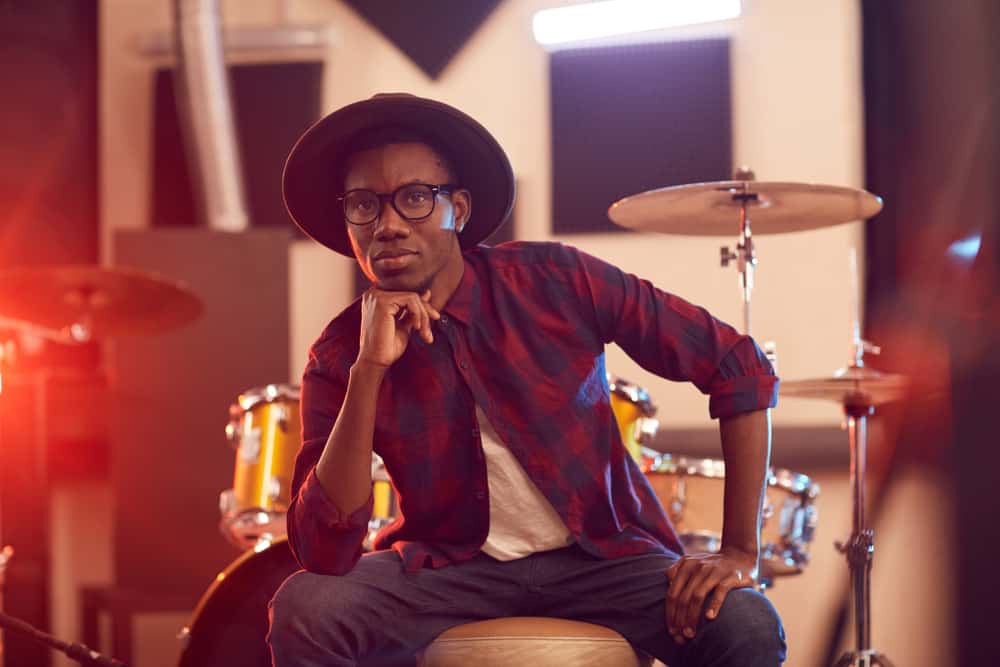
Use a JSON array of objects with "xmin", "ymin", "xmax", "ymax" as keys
[{"xmin": 373, "ymin": 200, "xmax": 411, "ymax": 240}]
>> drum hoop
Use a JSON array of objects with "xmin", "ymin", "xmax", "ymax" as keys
[
  {"xmin": 237, "ymin": 384, "xmax": 301, "ymax": 411},
  {"xmin": 185, "ymin": 535, "xmax": 289, "ymax": 628},
  {"xmin": 607, "ymin": 375, "xmax": 657, "ymax": 417},
  {"xmin": 647, "ymin": 454, "xmax": 818, "ymax": 497}
]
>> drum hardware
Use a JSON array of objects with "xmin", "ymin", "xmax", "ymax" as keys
[
  {"xmin": 782, "ymin": 350, "xmax": 906, "ymax": 666},
  {"xmin": 641, "ymin": 449, "xmax": 819, "ymax": 589},
  {"xmin": 607, "ymin": 375, "xmax": 659, "ymax": 462},
  {"xmin": 0, "ymin": 265, "xmax": 203, "ymax": 341},
  {"xmin": 608, "ymin": 170, "xmax": 883, "ymax": 338}
]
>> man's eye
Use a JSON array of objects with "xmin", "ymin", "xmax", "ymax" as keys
[{"xmin": 405, "ymin": 192, "xmax": 428, "ymax": 205}]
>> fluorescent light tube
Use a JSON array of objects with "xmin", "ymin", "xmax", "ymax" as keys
[{"xmin": 533, "ymin": 0, "xmax": 741, "ymax": 46}]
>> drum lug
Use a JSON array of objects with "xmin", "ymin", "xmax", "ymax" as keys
[
  {"xmin": 219, "ymin": 488, "xmax": 236, "ymax": 514},
  {"xmin": 274, "ymin": 403, "xmax": 290, "ymax": 433},
  {"xmin": 266, "ymin": 476, "xmax": 282, "ymax": 502},
  {"xmin": 176, "ymin": 625, "xmax": 191, "ymax": 650},
  {"xmin": 802, "ymin": 504, "xmax": 818, "ymax": 544},
  {"xmin": 634, "ymin": 417, "xmax": 659, "ymax": 446},
  {"xmin": 761, "ymin": 498, "xmax": 775, "ymax": 522},
  {"xmin": 668, "ymin": 477, "xmax": 687, "ymax": 525},
  {"xmin": 225, "ymin": 404, "xmax": 243, "ymax": 448}
]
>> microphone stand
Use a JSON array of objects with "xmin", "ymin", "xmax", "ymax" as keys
[{"xmin": 0, "ymin": 611, "xmax": 127, "ymax": 667}]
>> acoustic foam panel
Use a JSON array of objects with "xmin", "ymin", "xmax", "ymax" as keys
[{"xmin": 550, "ymin": 38, "xmax": 731, "ymax": 234}]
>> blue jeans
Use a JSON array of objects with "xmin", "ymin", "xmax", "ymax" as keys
[{"xmin": 268, "ymin": 545, "xmax": 785, "ymax": 666}]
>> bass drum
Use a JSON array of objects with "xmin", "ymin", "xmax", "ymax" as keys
[{"xmin": 177, "ymin": 537, "xmax": 299, "ymax": 667}]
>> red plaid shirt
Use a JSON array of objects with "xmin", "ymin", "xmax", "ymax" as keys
[{"xmin": 289, "ymin": 241, "xmax": 778, "ymax": 575}]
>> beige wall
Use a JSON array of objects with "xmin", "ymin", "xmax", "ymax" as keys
[{"xmin": 86, "ymin": 2, "xmax": 949, "ymax": 667}]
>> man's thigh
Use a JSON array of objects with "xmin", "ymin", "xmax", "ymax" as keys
[
  {"xmin": 525, "ymin": 547, "xmax": 784, "ymax": 666},
  {"xmin": 268, "ymin": 549, "xmax": 529, "ymax": 666}
]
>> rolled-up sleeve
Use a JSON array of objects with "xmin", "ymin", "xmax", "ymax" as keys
[
  {"xmin": 286, "ymin": 345, "xmax": 372, "ymax": 575},
  {"xmin": 706, "ymin": 338, "xmax": 779, "ymax": 419},
  {"xmin": 288, "ymin": 469, "xmax": 373, "ymax": 575}
]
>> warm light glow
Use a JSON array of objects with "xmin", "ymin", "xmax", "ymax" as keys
[{"xmin": 532, "ymin": 0, "xmax": 741, "ymax": 46}]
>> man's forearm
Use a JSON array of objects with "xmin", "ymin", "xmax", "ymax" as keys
[
  {"xmin": 718, "ymin": 408, "xmax": 772, "ymax": 559},
  {"xmin": 314, "ymin": 360, "xmax": 387, "ymax": 514}
]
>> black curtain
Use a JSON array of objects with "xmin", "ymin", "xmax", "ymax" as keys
[{"xmin": 862, "ymin": 1, "xmax": 999, "ymax": 665}]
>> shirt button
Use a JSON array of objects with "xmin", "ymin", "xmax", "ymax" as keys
[
  {"xmin": 440, "ymin": 315, "xmax": 449, "ymax": 325},
  {"xmin": 459, "ymin": 361, "xmax": 468, "ymax": 370},
  {"xmin": 475, "ymin": 490, "xmax": 486, "ymax": 500}
]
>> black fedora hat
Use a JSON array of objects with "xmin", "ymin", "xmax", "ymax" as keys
[{"xmin": 283, "ymin": 93, "xmax": 515, "ymax": 257}]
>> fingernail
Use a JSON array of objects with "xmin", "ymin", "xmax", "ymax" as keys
[
  {"xmin": 706, "ymin": 609, "xmax": 716, "ymax": 619},
  {"xmin": 683, "ymin": 627, "xmax": 694, "ymax": 638}
]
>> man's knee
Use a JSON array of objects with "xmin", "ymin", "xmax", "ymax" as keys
[
  {"xmin": 269, "ymin": 570, "xmax": 323, "ymax": 647},
  {"xmin": 701, "ymin": 589, "xmax": 786, "ymax": 662},
  {"xmin": 269, "ymin": 570, "xmax": 357, "ymax": 646},
  {"xmin": 269, "ymin": 564, "xmax": 393, "ymax": 650}
]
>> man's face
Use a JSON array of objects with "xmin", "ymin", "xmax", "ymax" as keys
[{"xmin": 343, "ymin": 142, "xmax": 470, "ymax": 294}]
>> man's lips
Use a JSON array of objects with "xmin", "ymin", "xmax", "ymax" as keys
[
  {"xmin": 373, "ymin": 249, "xmax": 416, "ymax": 260},
  {"xmin": 373, "ymin": 250, "xmax": 417, "ymax": 270}
]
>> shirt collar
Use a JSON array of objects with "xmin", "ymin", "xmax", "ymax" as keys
[{"xmin": 441, "ymin": 254, "xmax": 478, "ymax": 325}]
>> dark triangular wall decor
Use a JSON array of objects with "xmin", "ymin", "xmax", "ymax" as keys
[{"xmin": 342, "ymin": 0, "xmax": 503, "ymax": 79}]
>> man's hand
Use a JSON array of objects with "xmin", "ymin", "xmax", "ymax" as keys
[
  {"xmin": 357, "ymin": 288, "xmax": 441, "ymax": 368},
  {"xmin": 665, "ymin": 546, "xmax": 757, "ymax": 644}
]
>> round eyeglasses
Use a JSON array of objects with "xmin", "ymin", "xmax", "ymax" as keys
[{"xmin": 337, "ymin": 183, "xmax": 456, "ymax": 226}]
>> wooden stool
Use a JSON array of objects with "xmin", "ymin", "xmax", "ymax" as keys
[{"xmin": 417, "ymin": 617, "xmax": 654, "ymax": 667}]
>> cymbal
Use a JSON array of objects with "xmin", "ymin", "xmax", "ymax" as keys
[
  {"xmin": 780, "ymin": 366, "xmax": 908, "ymax": 407},
  {"xmin": 0, "ymin": 265, "xmax": 203, "ymax": 341},
  {"xmin": 608, "ymin": 181, "xmax": 883, "ymax": 236}
]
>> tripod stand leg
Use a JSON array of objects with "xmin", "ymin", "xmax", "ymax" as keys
[{"xmin": 834, "ymin": 650, "xmax": 897, "ymax": 667}]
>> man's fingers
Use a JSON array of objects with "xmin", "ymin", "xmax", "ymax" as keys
[
  {"xmin": 681, "ymin": 568, "xmax": 721, "ymax": 636},
  {"xmin": 674, "ymin": 566, "xmax": 713, "ymax": 638},
  {"xmin": 422, "ymin": 290, "xmax": 441, "ymax": 320},
  {"xmin": 400, "ymin": 293, "xmax": 433, "ymax": 343},
  {"xmin": 704, "ymin": 572, "xmax": 746, "ymax": 621},
  {"xmin": 666, "ymin": 558, "xmax": 697, "ymax": 637}
]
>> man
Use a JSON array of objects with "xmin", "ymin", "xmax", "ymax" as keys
[{"xmin": 270, "ymin": 93, "xmax": 785, "ymax": 666}]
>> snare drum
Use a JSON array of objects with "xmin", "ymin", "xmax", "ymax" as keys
[
  {"xmin": 608, "ymin": 375, "xmax": 659, "ymax": 462},
  {"xmin": 641, "ymin": 451, "xmax": 819, "ymax": 583}
]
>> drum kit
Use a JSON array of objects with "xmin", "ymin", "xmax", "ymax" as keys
[{"xmin": 0, "ymin": 175, "xmax": 902, "ymax": 667}]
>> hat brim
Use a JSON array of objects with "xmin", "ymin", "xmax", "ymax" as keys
[{"xmin": 283, "ymin": 94, "xmax": 515, "ymax": 257}]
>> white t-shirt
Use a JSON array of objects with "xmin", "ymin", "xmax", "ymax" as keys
[{"xmin": 476, "ymin": 407, "xmax": 573, "ymax": 560}]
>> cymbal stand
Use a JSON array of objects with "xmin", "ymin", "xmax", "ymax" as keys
[
  {"xmin": 833, "ymin": 396, "xmax": 894, "ymax": 667},
  {"xmin": 720, "ymin": 181, "xmax": 758, "ymax": 336}
]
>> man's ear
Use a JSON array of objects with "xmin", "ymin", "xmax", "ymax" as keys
[{"xmin": 453, "ymin": 188, "xmax": 471, "ymax": 232}]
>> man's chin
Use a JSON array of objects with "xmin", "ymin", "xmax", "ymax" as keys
[{"xmin": 374, "ymin": 271, "xmax": 425, "ymax": 293}]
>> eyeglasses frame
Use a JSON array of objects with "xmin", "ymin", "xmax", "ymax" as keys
[{"xmin": 337, "ymin": 183, "xmax": 458, "ymax": 226}]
